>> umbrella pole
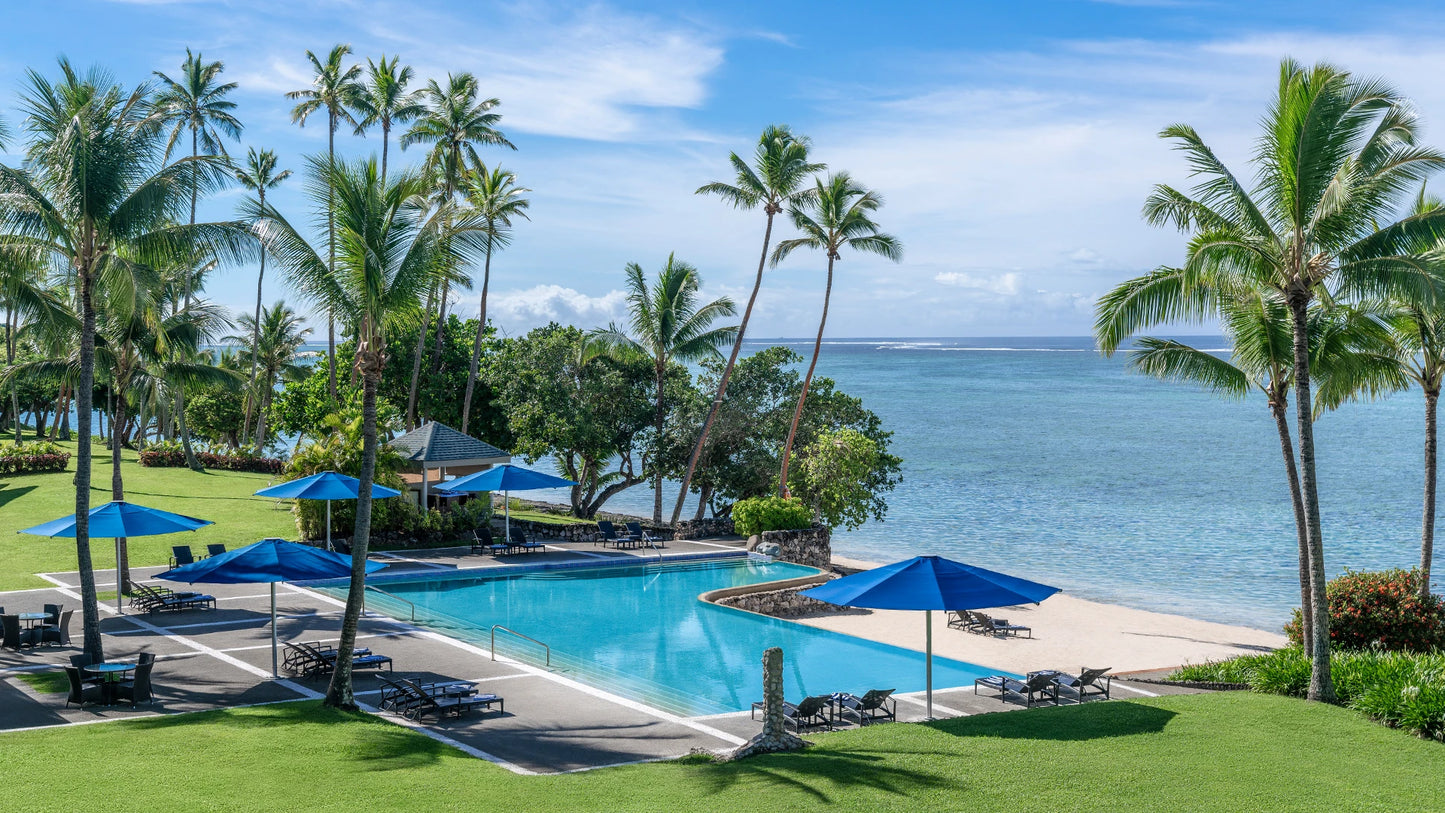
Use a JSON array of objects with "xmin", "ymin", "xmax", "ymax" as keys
[
  {"xmin": 271, "ymin": 582, "xmax": 278, "ymax": 678},
  {"xmin": 504, "ymin": 489, "xmax": 510, "ymax": 541},
  {"xmin": 926, "ymin": 609, "xmax": 934, "ymax": 720},
  {"xmin": 114, "ymin": 538, "xmax": 124, "ymax": 615},
  {"xmin": 326, "ymin": 501, "xmax": 332, "ymax": 552}
]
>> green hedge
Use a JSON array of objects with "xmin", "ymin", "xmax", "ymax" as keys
[
  {"xmin": 0, "ymin": 441, "xmax": 71, "ymax": 475},
  {"xmin": 731, "ymin": 496, "xmax": 813, "ymax": 537}
]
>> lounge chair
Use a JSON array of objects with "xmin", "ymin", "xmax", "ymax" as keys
[
  {"xmin": 596, "ymin": 521, "xmax": 632, "ymax": 548},
  {"xmin": 784, "ymin": 695, "xmax": 834, "ymax": 732},
  {"xmin": 140, "ymin": 586, "xmax": 217, "ymax": 614},
  {"xmin": 289, "ymin": 641, "xmax": 393, "ymax": 677},
  {"xmin": 509, "ymin": 529, "xmax": 545, "ymax": 554},
  {"xmin": 207, "ymin": 544, "xmax": 227, "ymax": 557},
  {"xmin": 40, "ymin": 609, "xmax": 72, "ymax": 646},
  {"xmin": 974, "ymin": 672, "xmax": 1059, "ymax": 706},
  {"xmin": 1051, "ymin": 667, "xmax": 1113, "ymax": 702},
  {"xmin": 625, "ymin": 522, "xmax": 662, "ymax": 548},
  {"xmin": 946, "ymin": 610, "xmax": 982, "ymax": 632},
  {"xmin": 1, "ymin": 615, "xmax": 38, "ymax": 649},
  {"xmin": 64, "ymin": 666, "xmax": 105, "ymax": 708},
  {"xmin": 400, "ymin": 678, "xmax": 486, "ymax": 720},
  {"xmin": 471, "ymin": 527, "xmax": 499, "ymax": 555},
  {"xmin": 840, "ymin": 689, "xmax": 897, "ymax": 725},
  {"xmin": 170, "ymin": 545, "xmax": 198, "ymax": 568},
  {"xmin": 115, "ymin": 661, "xmax": 155, "ymax": 707},
  {"xmin": 970, "ymin": 611, "xmax": 1032, "ymax": 638}
]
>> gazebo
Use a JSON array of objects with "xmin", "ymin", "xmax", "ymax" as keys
[{"xmin": 388, "ymin": 421, "xmax": 511, "ymax": 506}]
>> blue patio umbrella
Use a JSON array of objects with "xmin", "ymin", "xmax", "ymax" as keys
[
  {"xmin": 254, "ymin": 471, "xmax": 401, "ymax": 552},
  {"xmin": 157, "ymin": 538, "xmax": 387, "ymax": 677},
  {"xmin": 443, "ymin": 464, "xmax": 578, "ymax": 540},
  {"xmin": 20, "ymin": 501, "xmax": 214, "ymax": 614},
  {"xmin": 801, "ymin": 555, "xmax": 1061, "ymax": 718}
]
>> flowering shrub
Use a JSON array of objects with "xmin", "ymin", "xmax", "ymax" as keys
[
  {"xmin": 1285, "ymin": 568, "xmax": 1445, "ymax": 652},
  {"xmin": 138, "ymin": 440, "xmax": 283, "ymax": 474},
  {"xmin": 0, "ymin": 441, "xmax": 71, "ymax": 475}
]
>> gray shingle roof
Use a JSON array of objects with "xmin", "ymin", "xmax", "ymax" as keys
[{"xmin": 388, "ymin": 422, "xmax": 511, "ymax": 465}]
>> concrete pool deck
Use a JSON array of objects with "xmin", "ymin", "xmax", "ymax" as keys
[{"xmin": 0, "ymin": 541, "xmax": 1202, "ymax": 774}]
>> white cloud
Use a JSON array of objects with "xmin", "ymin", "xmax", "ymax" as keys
[
  {"xmin": 488, "ymin": 285, "xmax": 627, "ymax": 334},
  {"xmin": 1069, "ymin": 248, "xmax": 1103, "ymax": 265},
  {"xmin": 934, "ymin": 271, "xmax": 1021, "ymax": 296}
]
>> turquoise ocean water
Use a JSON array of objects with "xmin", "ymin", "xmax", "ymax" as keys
[{"xmin": 570, "ymin": 337, "xmax": 1441, "ymax": 632}]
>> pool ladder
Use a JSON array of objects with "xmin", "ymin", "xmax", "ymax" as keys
[
  {"xmin": 491, "ymin": 625, "xmax": 551, "ymax": 667},
  {"xmin": 362, "ymin": 584, "xmax": 416, "ymax": 622}
]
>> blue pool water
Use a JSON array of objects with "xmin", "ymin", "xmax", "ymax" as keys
[{"xmin": 357, "ymin": 557, "xmax": 1009, "ymax": 716}]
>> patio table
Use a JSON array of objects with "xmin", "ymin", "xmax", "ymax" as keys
[
  {"xmin": 16, "ymin": 612, "xmax": 47, "ymax": 628},
  {"xmin": 82, "ymin": 662, "xmax": 138, "ymax": 705}
]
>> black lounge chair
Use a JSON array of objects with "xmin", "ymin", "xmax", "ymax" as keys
[
  {"xmin": 596, "ymin": 521, "xmax": 632, "ymax": 548},
  {"xmin": 974, "ymin": 672, "xmax": 1059, "ymax": 706},
  {"xmin": 400, "ymin": 678, "xmax": 486, "ymax": 720},
  {"xmin": 40, "ymin": 609, "xmax": 72, "ymax": 646},
  {"xmin": 287, "ymin": 641, "xmax": 392, "ymax": 678},
  {"xmin": 946, "ymin": 610, "xmax": 983, "ymax": 632},
  {"xmin": 969, "ymin": 610, "xmax": 1032, "ymax": 638},
  {"xmin": 64, "ymin": 666, "xmax": 105, "ymax": 708},
  {"xmin": 509, "ymin": 529, "xmax": 545, "ymax": 554},
  {"xmin": 129, "ymin": 583, "xmax": 213, "ymax": 613},
  {"xmin": 762, "ymin": 695, "xmax": 833, "ymax": 732},
  {"xmin": 1051, "ymin": 667, "xmax": 1113, "ymax": 702},
  {"xmin": 471, "ymin": 527, "xmax": 500, "ymax": 555},
  {"xmin": 1, "ymin": 614, "xmax": 38, "ymax": 650},
  {"xmin": 207, "ymin": 544, "xmax": 227, "ymax": 557},
  {"xmin": 840, "ymin": 689, "xmax": 897, "ymax": 725},
  {"xmin": 625, "ymin": 522, "xmax": 662, "ymax": 548},
  {"xmin": 116, "ymin": 661, "xmax": 155, "ymax": 707},
  {"xmin": 170, "ymin": 545, "xmax": 198, "ymax": 568}
]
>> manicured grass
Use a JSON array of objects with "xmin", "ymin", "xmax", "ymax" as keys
[
  {"xmin": 15, "ymin": 670, "xmax": 68, "ymax": 694},
  {"xmin": 502, "ymin": 507, "xmax": 592, "ymax": 526},
  {"xmin": 1, "ymin": 693, "xmax": 1441, "ymax": 811},
  {"xmin": 0, "ymin": 440, "xmax": 294, "ymax": 590}
]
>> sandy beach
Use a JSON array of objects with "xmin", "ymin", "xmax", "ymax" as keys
[{"xmin": 798, "ymin": 556, "xmax": 1288, "ymax": 675}]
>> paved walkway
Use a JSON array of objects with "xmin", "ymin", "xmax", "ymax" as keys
[{"xmin": 0, "ymin": 540, "xmax": 1196, "ymax": 774}]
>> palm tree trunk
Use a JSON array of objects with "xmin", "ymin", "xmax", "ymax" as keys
[
  {"xmin": 429, "ymin": 281, "xmax": 449, "ymax": 373},
  {"xmin": 57, "ymin": 386, "xmax": 71, "ymax": 442},
  {"xmin": 381, "ymin": 121, "xmax": 390, "ymax": 184},
  {"xmin": 671, "ymin": 208, "xmax": 776, "ymax": 524},
  {"xmin": 255, "ymin": 387, "xmax": 271, "ymax": 450},
  {"xmin": 112, "ymin": 386, "xmax": 131, "ymax": 594},
  {"xmin": 244, "ymin": 189, "xmax": 267, "ymax": 445},
  {"xmin": 176, "ymin": 386, "xmax": 202, "ymax": 471},
  {"xmin": 75, "ymin": 255, "xmax": 104, "ymax": 662},
  {"xmin": 1287, "ymin": 292, "xmax": 1333, "ymax": 702},
  {"xmin": 177, "ymin": 125, "xmax": 201, "ymax": 472},
  {"xmin": 460, "ymin": 245, "xmax": 493, "ymax": 434},
  {"xmin": 326, "ymin": 118, "xmax": 339, "ymax": 402},
  {"xmin": 324, "ymin": 354, "xmax": 381, "ymax": 709},
  {"xmin": 6, "ymin": 307, "xmax": 19, "ymax": 443},
  {"xmin": 779, "ymin": 253, "xmax": 835, "ymax": 497},
  {"xmin": 406, "ymin": 285, "xmax": 435, "ymax": 429},
  {"xmin": 1270, "ymin": 396, "xmax": 1312, "ymax": 653},
  {"xmin": 653, "ymin": 362, "xmax": 666, "ymax": 524},
  {"xmin": 1422, "ymin": 388, "xmax": 1438, "ymax": 599}
]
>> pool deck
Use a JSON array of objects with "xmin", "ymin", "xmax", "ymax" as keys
[{"xmin": 0, "ymin": 539, "xmax": 1198, "ymax": 774}]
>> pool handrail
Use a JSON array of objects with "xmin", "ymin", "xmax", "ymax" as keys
[
  {"xmin": 363, "ymin": 584, "xmax": 416, "ymax": 622},
  {"xmin": 491, "ymin": 624, "xmax": 551, "ymax": 667}
]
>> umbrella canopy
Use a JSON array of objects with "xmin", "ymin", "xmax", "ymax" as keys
[
  {"xmin": 255, "ymin": 471, "xmax": 401, "ymax": 552},
  {"xmin": 443, "ymin": 465, "xmax": 578, "ymax": 542},
  {"xmin": 157, "ymin": 538, "xmax": 387, "ymax": 677},
  {"xmin": 801, "ymin": 556, "xmax": 1060, "ymax": 719},
  {"xmin": 20, "ymin": 501, "xmax": 213, "ymax": 538},
  {"xmin": 254, "ymin": 471, "xmax": 402, "ymax": 501}
]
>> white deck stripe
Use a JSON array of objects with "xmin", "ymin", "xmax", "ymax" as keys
[
  {"xmin": 1111, "ymin": 682, "xmax": 1160, "ymax": 697},
  {"xmin": 893, "ymin": 692, "xmax": 968, "ymax": 717},
  {"xmin": 353, "ymin": 699, "xmax": 537, "ymax": 775}
]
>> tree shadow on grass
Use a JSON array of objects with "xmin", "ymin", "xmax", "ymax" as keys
[
  {"xmin": 691, "ymin": 748, "xmax": 950, "ymax": 804},
  {"xmin": 926, "ymin": 700, "xmax": 1177, "ymax": 741},
  {"xmin": 0, "ymin": 482, "xmax": 37, "ymax": 510}
]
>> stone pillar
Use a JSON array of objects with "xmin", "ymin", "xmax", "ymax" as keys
[{"xmin": 729, "ymin": 646, "xmax": 807, "ymax": 759}]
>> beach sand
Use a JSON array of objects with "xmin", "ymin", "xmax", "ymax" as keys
[{"xmin": 794, "ymin": 555, "xmax": 1288, "ymax": 675}]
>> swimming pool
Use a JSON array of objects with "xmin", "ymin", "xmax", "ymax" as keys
[{"xmin": 350, "ymin": 557, "xmax": 1010, "ymax": 716}]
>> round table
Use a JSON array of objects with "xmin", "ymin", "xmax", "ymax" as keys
[
  {"xmin": 82, "ymin": 662, "xmax": 138, "ymax": 705},
  {"xmin": 16, "ymin": 612, "xmax": 47, "ymax": 627}
]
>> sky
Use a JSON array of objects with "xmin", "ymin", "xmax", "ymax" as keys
[{"xmin": 6, "ymin": 0, "xmax": 1445, "ymax": 337}]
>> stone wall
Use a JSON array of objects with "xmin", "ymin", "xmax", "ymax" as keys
[
  {"xmin": 674, "ymin": 517, "xmax": 736, "ymax": 539},
  {"xmin": 716, "ymin": 580, "xmax": 842, "ymax": 618},
  {"xmin": 493, "ymin": 518, "xmax": 596, "ymax": 543},
  {"xmin": 758, "ymin": 526, "xmax": 831, "ymax": 569}
]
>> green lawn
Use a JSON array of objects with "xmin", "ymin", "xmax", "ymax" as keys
[
  {"xmin": 0, "ymin": 440, "xmax": 294, "ymax": 590},
  {"xmin": 2, "ymin": 693, "xmax": 1441, "ymax": 812}
]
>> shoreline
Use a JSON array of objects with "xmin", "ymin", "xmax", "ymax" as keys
[{"xmin": 815, "ymin": 555, "xmax": 1286, "ymax": 674}]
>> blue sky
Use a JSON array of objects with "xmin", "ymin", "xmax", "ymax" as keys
[{"xmin": 6, "ymin": 0, "xmax": 1445, "ymax": 337}]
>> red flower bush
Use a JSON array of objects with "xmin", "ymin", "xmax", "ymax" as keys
[
  {"xmin": 1287, "ymin": 568, "xmax": 1445, "ymax": 652},
  {"xmin": 139, "ymin": 441, "xmax": 282, "ymax": 474},
  {"xmin": 0, "ymin": 441, "xmax": 71, "ymax": 475}
]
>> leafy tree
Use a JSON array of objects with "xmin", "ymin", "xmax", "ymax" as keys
[
  {"xmin": 186, "ymin": 386, "xmax": 244, "ymax": 446},
  {"xmin": 486, "ymin": 324, "xmax": 654, "ymax": 518},
  {"xmin": 589, "ymin": 256, "xmax": 737, "ymax": 523},
  {"xmin": 788, "ymin": 428, "xmax": 886, "ymax": 531},
  {"xmin": 379, "ymin": 312, "xmax": 506, "ymax": 439},
  {"xmin": 459, "ymin": 160, "xmax": 529, "ymax": 434},
  {"xmin": 233, "ymin": 147, "xmax": 292, "ymax": 441},
  {"xmin": 772, "ymin": 173, "xmax": 902, "ymax": 495},
  {"xmin": 287, "ymin": 44, "xmax": 362, "ymax": 401},
  {"xmin": 285, "ymin": 408, "xmax": 409, "ymax": 540},
  {"xmin": 1105, "ymin": 59, "xmax": 1445, "ymax": 701},
  {"xmin": 673, "ymin": 125, "xmax": 823, "ymax": 524}
]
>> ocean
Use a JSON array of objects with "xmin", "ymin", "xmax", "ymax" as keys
[{"xmin": 579, "ymin": 336, "xmax": 1440, "ymax": 632}]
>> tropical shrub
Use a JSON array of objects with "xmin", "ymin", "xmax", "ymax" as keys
[
  {"xmin": 1171, "ymin": 648, "xmax": 1445, "ymax": 741},
  {"xmin": 731, "ymin": 496, "xmax": 813, "ymax": 537},
  {"xmin": 1285, "ymin": 569, "xmax": 1445, "ymax": 652},
  {"xmin": 789, "ymin": 427, "xmax": 886, "ymax": 530},
  {"xmin": 0, "ymin": 441, "xmax": 71, "ymax": 475},
  {"xmin": 139, "ymin": 440, "xmax": 283, "ymax": 474}
]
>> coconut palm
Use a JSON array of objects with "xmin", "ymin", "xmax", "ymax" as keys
[
  {"xmin": 1101, "ymin": 59, "xmax": 1445, "ymax": 701},
  {"xmin": 227, "ymin": 301, "xmax": 313, "ymax": 448},
  {"xmin": 287, "ymin": 44, "xmax": 362, "ymax": 401},
  {"xmin": 670, "ymin": 126, "xmax": 824, "ymax": 524},
  {"xmin": 771, "ymin": 173, "xmax": 902, "ymax": 495},
  {"xmin": 352, "ymin": 55, "xmax": 423, "ymax": 183},
  {"xmin": 589, "ymin": 256, "xmax": 737, "ymax": 523},
  {"xmin": 459, "ymin": 159, "xmax": 529, "ymax": 434},
  {"xmin": 1, "ymin": 249, "xmax": 70, "ymax": 442},
  {"xmin": 0, "ymin": 59, "xmax": 251, "ymax": 661},
  {"xmin": 234, "ymin": 147, "xmax": 292, "ymax": 441},
  {"xmin": 252, "ymin": 155, "xmax": 472, "ymax": 708},
  {"xmin": 151, "ymin": 48, "xmax": 243, "ymax": 472},
  {"xmin": 402, "ymin": 73, "xmax": 513, "ymax": 377}
]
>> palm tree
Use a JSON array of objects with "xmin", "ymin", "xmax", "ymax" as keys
[
  {"xmin": 1103, "ymin": 59, "xmax": 1445, "ymax": 701},
  {"xmin": 402, "ymin": 73, "xmax": 513, "ymax": 380},
  {"xmin": 253, "ymin": 155, "xmax": 466, "ymax": 708},
  {"xmin": 771, "ymin": 173, "xmax": 902, "ymax": 495},
  {"xmin": 0, "ymin": 59, "xmax": 252, "ymax": 661},
  {"xmin": 459, "ymin": 159, "xmax": 529, "ymax": 434},
  {"xmin": 234, "ymin": 147, "xmax": 292, "ymax": 442},
  {"xmin": 1100, "ymin": 277, "xmax": 1403, "ymax": 654},
  {"xmin": 1, "ymin": 249, "xmax": 70, "ymax": 442},
  {"xmin": 670, "ymin": 126, "xmax": 823, "ymax": 524},
  {"xmin": 352, "ymin": 55, "xmax": 423, "ymax": 183},
  {"xmin": 287, "ymin": 44, "xmax": 362, "ymax": 402},
  {"xmin": 227, "ymin": 301, "xmax": 313, "ymax": 448},
  {"xmin": 589, "ymin": 256, "xmax": 737, "ymax": 523},
  {"xmin": 151, "ymin": 48, "xmax": 243, "ymax": 472}
]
